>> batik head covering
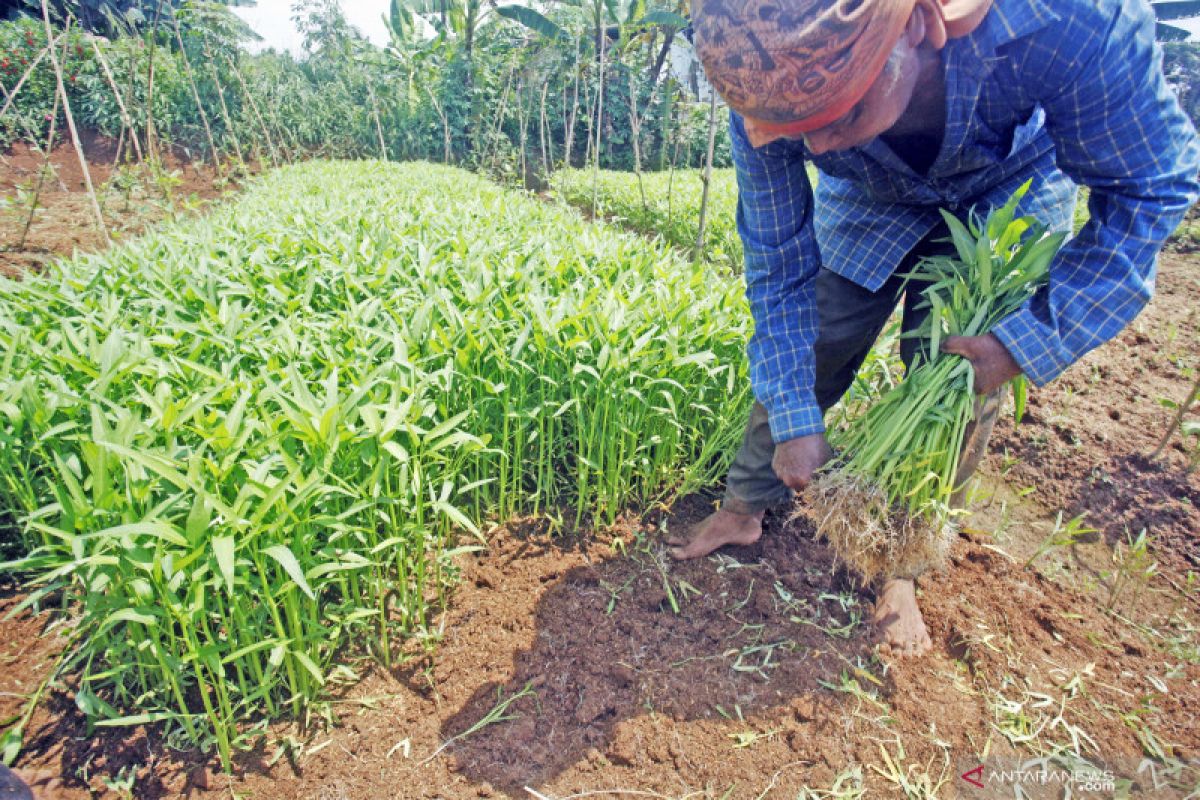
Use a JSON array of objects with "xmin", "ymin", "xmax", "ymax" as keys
[{"xmin": 692, "ymin": 0, "xmax": 992, "ymax": 132}]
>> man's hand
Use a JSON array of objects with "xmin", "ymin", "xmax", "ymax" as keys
[
  {"xmin": 772, "ymin": 432, "xmax": 834, "ymax": 491},
  {"xmin": 941, "ymin": 333, "xmax": 1023, "ymax": 395}
]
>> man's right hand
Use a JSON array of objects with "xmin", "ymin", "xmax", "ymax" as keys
[{"xmin": 771, "ymin": 432, "xmax": 834, "ymax": 491}]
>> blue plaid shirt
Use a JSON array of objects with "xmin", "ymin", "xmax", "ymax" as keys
[{"xmin": 733, "ymin": 0, "xmax": 1200, "ymax": 443}]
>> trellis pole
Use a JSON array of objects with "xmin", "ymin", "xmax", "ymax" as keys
[
  {"xmin": 88, "ymin": 34, "xmax": 144, "ymax": 164},
  {"xmin": 170, "ymin": 13, "xmax": 218, "ymax": 169},
  {"xmin": 39, "ymin": 0, "xmax": 108, "ymax": 246}
]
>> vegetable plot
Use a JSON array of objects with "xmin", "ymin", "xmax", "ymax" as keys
[
  {"xmin": 811, "ymin": 183, "xmax": 1067, "ymax": 582},
  {"xmin": 0, "ymin": 161, "xmax": 751, "ymax": 767},
  {"xmin": 552, "ymin": 167, "xmax": 744, "ymax": 268}
]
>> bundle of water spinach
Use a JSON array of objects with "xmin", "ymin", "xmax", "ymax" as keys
[{"xmin": 810, "ymin": 181, "xmax": 1066, "ymax": 582}]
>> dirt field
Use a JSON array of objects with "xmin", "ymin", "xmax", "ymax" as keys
[
  {"xmin": 1, "ymin": 142, "xmax": 1198, "ymax": 799},
  {"xmin": 0, "ymin": 133, "xmax": 237, "ymax": 276}
]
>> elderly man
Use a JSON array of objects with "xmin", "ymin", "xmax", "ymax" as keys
[{"xmin": 667, "ymin": 0, "xmax": 1200, "ymax": 655}]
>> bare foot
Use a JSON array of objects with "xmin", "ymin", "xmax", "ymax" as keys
[
  {"xmin": 872, "ymin": 578, "xmax": 932, "ymax": 658},
  {"xmin": 666, "ymin": 508, "xmax": 764, "ymax": 560}
]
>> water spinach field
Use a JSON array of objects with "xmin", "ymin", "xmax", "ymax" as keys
[
  {"xmin": 1, "ymin": 160, "xmax": 1198, "ymax": 799},
  {"xmin": 0, "ymin": 160, "xmax": 751, "ymax": 768}
]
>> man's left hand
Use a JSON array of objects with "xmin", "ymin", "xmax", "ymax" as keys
[{"xmin": 941, "ymin": 333, "xmax": 1023, "ymax": 395}]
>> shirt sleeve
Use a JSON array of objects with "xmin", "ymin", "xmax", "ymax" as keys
[
  {"xmin": 730, "ymin": 112, "xmax": 826, "ymax": 442},
  {"xmin": 990, "ymin": 0, "xmax": 1200, "ymax": 384}
]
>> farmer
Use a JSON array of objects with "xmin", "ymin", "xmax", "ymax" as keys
[{"xmin": 668, "ymin": 0, "xmax": 1200, "ymax": 656}]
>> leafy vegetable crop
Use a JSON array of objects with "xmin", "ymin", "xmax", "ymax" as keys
[
  {"xmin": 0, "ymin": 161, "xmax": 751, "ymax": 766},
  {"xmin": 552, "ymin": 167, "xmax": 743, "ymax": 269},
  {"xmin": 811, "ymin": 183, "xmax": 1066, "ymax": 582}
]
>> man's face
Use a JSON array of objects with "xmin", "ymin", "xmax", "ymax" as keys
[{"xmin": 741, "ymin": 34, "xmax": 923, "ymax": 153}]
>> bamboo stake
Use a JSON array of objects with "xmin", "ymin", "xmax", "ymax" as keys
[
  {"xmin": 1151, "ymin": 371, "xmax": 1200, "ymax": 463},
  {"xmin": 88, "ymin": 34, "xmax": 144, "ymax": 163},
  {"xmin": 112, "ymin": 126, "xmax": 125, "ymax": 171},
  {"xmin": 267, "ymin": 99, "xmax": 299, "ymax": 163},
  {"xmin": 170, "ymin": 14, "xmax": 218, "ymax": 169},
  {"xmin": 201, "ymin": 37, "xmax": 244, "ymax": 165},
  {"xmin": 425, "ymin": 85, "xmax": 450, "ymax": 164},
  {"xmin": 694, "ymin": 89, "xmax": 718, "ymax": 263},
  {"xmin": 18, "ymin": 47, "xmax": 62, "ymax": 250},
  {"xmin": 223, "ymin": 51, "xmax": 279, "ymax": 167},
  {"xmin": 482, "ymin": 63, "xmax": 515, "ymax": 173},
  {"xmin": 143, "ymin": 0, "xmax": 165, "ymax": 162},
  {"xmin": 39, "ymin": 1, "xmax": 108, "ymax": 246},
  {"xmin": 627, "ymin": 67, "xmax": 649, "ymax": 214},
  {"xmin": 516, "ymin": 76, "xmax": 528, "ymax": 183},
  {"xmin": 590, "ymin": 28, "xmax": 607, "ymax": 217},
  {"xmin": 365, "ymin": 79, "xmax": 388, "ymax": 161},
  {"xmin": 539, "ymin": 81, "xmax": 550, "ymax": 180},
  {"xmin": 564, "ymin": 38, "xmax": 580, "ymax": 166},
  {"xmin": 581, "ymin": 61, "xmax": 595, "ymax": 168},
  {"xmin": 0, "ymin": 64, "xmax": 65, "ymax": 181}
]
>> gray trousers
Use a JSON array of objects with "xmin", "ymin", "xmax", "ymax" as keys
[{"xmin": 722, "ymin": 229, "xmax": 1001, "ymax": 516}]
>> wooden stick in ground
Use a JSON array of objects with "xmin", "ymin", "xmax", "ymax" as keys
[
  {"xmin": 18, "ymin": 75, "xmax": 61, "ymax": 249},
  {"xmin": 112, "ymin": 126, "xmax": 125, "ymax": 171},
  {"xmin": 88, "ymin": 34, "xmax": 144, "ymax": 164},
  {"xmin": 17, "ymin": 20, "xmax": 72, "ymax": 250},
  {"xmin": 202, "ymin": 36, "xmax": 244, "ymax": 165},
  {"xmin": 266, "ymin": 99, "xmax": 299, "ymax": 163},
  {"xmin": 1151, "ymin": 371, "xmax": 1200, "ymax": 461},
  {"xmin": 0, "ymin": 65, "xmax": 65, "ymax": 181},
  {"xmin": 365, "ymin": 79, "xmax": 388, "ymax": 162},
  {"xmin": 170, "ymin": 14, "xmax": 218, "ymax": 170},
  {"xmin": 627, "ymin": 67, "xmax": 654, "ymax": 214},
  {"xmin": 516, "ymin": 76, "xmax": 528, "ymax": 182},
  {"xmin": 39, "ymin": 0, "xmax": 108, "ymax": 246},
  {"xmin": 539, "ymin": 81, "xmax": 551, "ymax": 180},
  {"xmin": 424, "ymin": 84, "xmax": 451, "ymax": 164},
  {"xmin": 564, "ymin": 38, "xmax": 580, "ymax": 166},
  {"xmin": 694, "ymin": 89, "xmax": 719, "ymax": 263},
  {"xmin": 590, "ymin": 29, "xmax": 607, "ymax": 217},
  {"xmin": 143, "ymin": 0, "xmax": 165, "ymax": 162},
  {"xmin": 223, "ymin": 51, "xmax": 280, "ymax": 167}
]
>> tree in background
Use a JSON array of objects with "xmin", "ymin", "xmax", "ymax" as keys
[
  {"xmin": 1163, "ymin": 41, "xmax": 1200, "ymax": 128},
  {"xmin": 2, "ymin": 0, "xmax": 731, "ymax": 176}
]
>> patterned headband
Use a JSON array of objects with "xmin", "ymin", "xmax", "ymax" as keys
[{"xmin": 692, "ymin": 0, "xmax": 992, "ymax": 132}]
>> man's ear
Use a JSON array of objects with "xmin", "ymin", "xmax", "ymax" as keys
[{"xmin": 911, "ymin": 0, "xmax": 947, "ymax": 49}]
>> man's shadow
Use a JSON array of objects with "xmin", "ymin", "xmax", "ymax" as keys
[{"xmin": 439, "ymin": 495, "xmax": 877, "ymax": 792}]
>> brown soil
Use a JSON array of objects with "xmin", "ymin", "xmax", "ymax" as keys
[
  {"xmin": 0, "ymin": 131, "xmax": 236, "ymax": 276},
  {"xmin": 1, "ymin": 149, "xmax": 1198, "ymax": 798}
]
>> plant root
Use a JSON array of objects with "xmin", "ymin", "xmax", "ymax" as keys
[{"xmin": 801, "ymin": 470, "xmax": 954, "ymax": 585}]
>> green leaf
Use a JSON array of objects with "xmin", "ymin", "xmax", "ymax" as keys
[
  {"xmin": 636, "ymin": 10, "xmax": 688, "ymax": 27},
  {"xmin": 95, "ymin": 712, "xmax": 175, "ymax": 727},
  {"xmin": 79, "ymin": 521, "xmax": 188, "ymax": 547},
  {"xmin": 213, "ymin": 536, "xmax": 236, "ymax": 595},
  {"xmin": 292, "ymin": 651, "xmax": 326, "ymax": 686},
  {"xmin": 495, "ymin": 5, "xmax": 565, "ymax": 39},
  {"xmin": 75, "ymin": 685, "xmax": 119, "ymax": 719},
  {"xmin": 939, "ymin": 210, "xmax": 977, "ymax": 268},
  {"xmin": 1, "ymin": 724, "xmax": 23, "ymax": 766},
  {"xmin": 99, "ymin": 608, "xmax": 159, "ymax": 634},
  {"xmin": 1011, "ymin": 375, "xmax": 1029, "ymax": 423},
  {"xmin": 264, "ymin": 545, "xmax": 316, "ymax": 601},
  {"xmin": 185, "ymin": 494, "xmax": 212, "ymax": 543}
]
